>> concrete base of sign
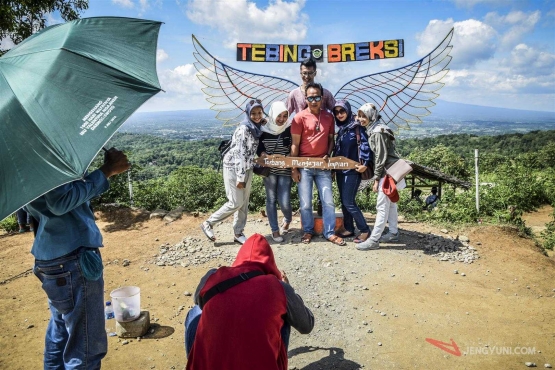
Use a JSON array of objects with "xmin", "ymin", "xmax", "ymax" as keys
[
  {"xmin": 116, "ymin": 311, "xmax": 150, "ymax": 338},
  {"xmin": 301, "ymin": 212, "xmax": 344, "ymax": 235}
]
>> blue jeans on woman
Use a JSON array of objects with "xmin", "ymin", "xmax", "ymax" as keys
[
  {"xmin": 336, "ymin": 173, "xmax": 370, "ymax": 234},
  {"xmin": 263, "ymin": 174, "xmax": 292, "ymax": 233},
  {"xmin": 17, "ymin": 208, "xmax": 31, "ymax": 225},
  {"xmin": 33, "ymin": 247, "xmax": 107, "ymax": 370},
  {"xmin": 184, "ymin": 305, "xmax": 290, "ymax": 358}
]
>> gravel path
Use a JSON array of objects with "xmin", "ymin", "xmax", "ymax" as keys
[{"xmin": 148, "ymin": 215, "xmax": 486, "ymax": 369}]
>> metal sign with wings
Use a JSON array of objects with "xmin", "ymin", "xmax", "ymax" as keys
[{"xmin": 192, "ymin": 29, "xmax": 453, "ymax": 130}]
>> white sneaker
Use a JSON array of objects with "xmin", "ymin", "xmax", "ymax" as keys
[
  {"xmin": 234, "ymin": 233, "xmax": 247, "ymax": 244},
  {"xmin": 380, "ymin": 232, "xmax": 399, "ymax": 242},
  {"xmin": 356, "ymin": 239, "xmax": 380, "ymax": 251},
  {"xmin": 200, "ymin": 221, "xmax": 215, "ymax": 241},
  {"xmin": 271, "ymin": 233, "xmax": 284, "ymax": 243}
]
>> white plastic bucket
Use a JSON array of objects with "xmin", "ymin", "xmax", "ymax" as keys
[{"xmin": 110, "ymin": 286, "xmax": 140, "ymax": 322}]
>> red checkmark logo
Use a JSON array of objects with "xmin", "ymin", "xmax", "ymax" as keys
[{"xmin": 425, "ymin": 338, "xmax": 462, "ymax": 356}]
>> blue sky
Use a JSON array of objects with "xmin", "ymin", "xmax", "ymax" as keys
[{"xmin": 18, "ymin": 0, "xmax": 555, "ymax": 112}]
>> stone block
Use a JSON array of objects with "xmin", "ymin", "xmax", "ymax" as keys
[
  {"xmin": 115, "ymin": 311, "xmax": 150, "ymax": 338},
  {"xmin": 164, "ymin": 207, "xmax": 185, "ymax": 222},
  {"xmin": 302, "ymin": 212, "xmax": 344, "ymax": 236},
  {"xmin": 150, "ymin": 209, "xmax": 168, "ymax": 219}
]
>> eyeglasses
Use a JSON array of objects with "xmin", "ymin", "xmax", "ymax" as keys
[
  {"xmin": 333, "ymin": 108, "xmax": 346, "ymax": 115},
  {"xmin": 300, "ymin": 71, "xmax": 316, "ymax": 77},
  {"xmin": 306, "ymin": 96, "xmax": 322, "ymax": 103},
  {"xmin": 249, "ymin": 99, "xmax": 262, "ymax": 106}
]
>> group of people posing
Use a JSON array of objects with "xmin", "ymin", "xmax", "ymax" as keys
[
  {"xmin": 200, "ymin": 57, "xmax": 402, "ymax": 251},
  {"xmin": 186, "ymin": 58, "xmax": 406, "ymax": 369}
]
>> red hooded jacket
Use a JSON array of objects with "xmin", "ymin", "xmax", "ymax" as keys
[{"xmin": 186, "ymin": 234, "xmax": 288, "ymax": 370}]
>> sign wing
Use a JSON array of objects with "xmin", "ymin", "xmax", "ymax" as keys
[
  {"xmin": 192, "ymin": 35, "xmax": 299, "ymax": 126},
  {"xmin": 334, "ymin": 28, "xmax": 454, "ymax": 130}
]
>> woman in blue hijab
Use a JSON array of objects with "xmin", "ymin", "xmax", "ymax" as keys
[{"xmin": 332, "ymin": 100, "xmax": 372, "ymax": 243}]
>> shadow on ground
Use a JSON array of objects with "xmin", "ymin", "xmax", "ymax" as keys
[
  {"xmin": 288, "ymin": 346, "xmax": 361, "ymax": 369},
  {"xmin": 95, "ymin": 204, "xmax": 150, "ymax": 232},
  {"xmin": 142, "ymin": 324, "xmax": 175, "ymax": 339},
  {"xmin": 278, "ymin": 226, "xmax": 468, "ymax": 257}
]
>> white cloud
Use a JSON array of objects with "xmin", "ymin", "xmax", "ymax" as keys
[
  {"xmin": 156, "ymin": 49, "xmax": 169, "ymax": 63},
  {"xmin": 484, "ymin": 11, "xmax": 540, "ymax": 47},
  {"xmin": 158, "ymin": 64, "xmax": 204, "ymax": 95},
  {"xmin": 139, "ymin": 0, "xmax": 149, "ymax": 11},
  {"xmin": 444, "ymin": 63, "xmax": 554, "ymax": 97},
  {"xmin": 185, "ymin": 0, "xmax": 308, "ymax": 48},
  {"xmin": 506, "ymin": 43, "xmax": 555, "ymax": 78},
  {"xmin": 417, "ymin": 18, "xmax": 497, "ymax": 68},
  {"xmin": 415, "ymin": 13, "xmax": 554, "ymax": 112},
  {"xmin": 143, "ymin": 64, "xmax": 208, "ymax": 111},
  {"xmin": 0, "ymin": 37, "xmax": 15, "ymax": 51},
  {"xmin": 112, "ymin": 0, "xmax": 134, "ymax": 8}
]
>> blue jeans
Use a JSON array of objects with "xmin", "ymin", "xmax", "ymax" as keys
[
  {"xmin": 185, "ymin": 305, "xmax": 202, "ymax": 357},
  {"xmin": 298, "ymin": 168, "xmax": 336, "ymax": 239},
  {"xmin": 184, "ymin": 305, "xmax": 290, "ymax": 358},
  {"xmin": 336, "ymin": 173, "xmax": 370, "ymax": 234},
  {"xmin": 263, "ymin": 174, "xmax": 293, "ymax": 233},
  {"xmin": 17, "ymin": 208, "xmax": 31, "ymax": 225},
  {"xmin": 33, "ymin": 248, "xmax": 107, "ymax": 370}
]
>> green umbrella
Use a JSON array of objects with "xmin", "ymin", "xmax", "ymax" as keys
[{"xmin": 0, "ymin": 17, "xmax": 162, "ymax": 221}]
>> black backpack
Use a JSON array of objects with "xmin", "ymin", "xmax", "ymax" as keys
[
  {"xmin": 217, "ymin": 139, "xmax": 232, "ymax": 171},
  {"xmin": 218, "ymin": 140, "xmax": 232, "ymax": 159}
]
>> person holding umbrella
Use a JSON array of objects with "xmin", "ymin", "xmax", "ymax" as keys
[
  {"xmin": 0, "ymin": 16, "xmax": 162, "ymax": 369},
  {"xmin": 25, "ymin": 148, "xmax": 130, "ymax": 369}
]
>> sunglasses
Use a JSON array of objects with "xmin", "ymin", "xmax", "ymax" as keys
[
  {"xmin": 300, "ymin": 71, "xmax": 316, "ymax": 77},
  {"xmin": 333, "ymin": 108, "xmax": 346, "ymax": 115},
  {"xmin": 306, "ymin": 96, "xmax": 322, "ymax": 103},
  {"xmin": 249, "ymin": 99, "xmax": 262, "ymax": 106}
]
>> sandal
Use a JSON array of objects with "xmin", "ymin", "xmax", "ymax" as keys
[
  {"xmin": 327, "ymin": 235, "xmax": 346, "ymax": 246},
  {"xmin": 280, "ymin": 220, "xmax": 290, "ymax": 235},
  {"xmin": 301, "ymin": 233, "xmax": 313, "ymax": 244},
  {"xmin": 354, "ymin": 232, "xmax": 370, "ymax": 244},
  {"xmin": 335, "ymin": 230, "xmax": 355, "ymax": 238}
]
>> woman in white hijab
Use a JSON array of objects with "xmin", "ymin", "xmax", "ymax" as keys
[{"xmin": 257, "ymin": 101, "xmax": 292, "ymax": 242}]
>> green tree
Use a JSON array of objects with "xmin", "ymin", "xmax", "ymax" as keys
[
  {"xmin": 407, "ymin": 144, "xmax": 471, "ymax": 180},
  {"xmin": 1, "ymin": 0, "xmax": 88, "ymax": 54}
]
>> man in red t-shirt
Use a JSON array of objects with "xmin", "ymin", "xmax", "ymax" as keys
[{"xmin": 290, "ymin": 83, "xmax": 344, "ymax": 246}]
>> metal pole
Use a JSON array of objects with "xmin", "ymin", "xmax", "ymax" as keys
[
  {"xmin": 475, "ymin": 149, "xmax": 479, "ymax": 213},
  {"xmin": 127, "ymin": 170, "xmax": 134, "ymax": 207}
]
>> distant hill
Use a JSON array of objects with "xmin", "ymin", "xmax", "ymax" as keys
[
  {"xmin": 427, "ymin": 100, "xmax": 555, "ymax": 122},
  {"xmin": 121, "ymin": 101, "xmax": 555, "ymax": 140}
]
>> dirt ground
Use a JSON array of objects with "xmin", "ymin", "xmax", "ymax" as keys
[
  {"xmin": 1, "ymin": 206, "xmax": 554, "ymax": 370},
  {"xmin": 522, "ymin": 205, "xmax": 553, "ymax": 233}
]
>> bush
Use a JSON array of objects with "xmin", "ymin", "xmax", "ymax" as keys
[
  {"xmin": 131, "ymin": 166, "xmax": 227, "ymax": 212},
  {"xmin": 0, "ymin": 214, "xmax": 18, "ymax": 232},
  {"xmin": 88, "ymin": 138, "xmax": 555, "ymax": 236},
  {"xmin": 541, "ymin": 209, "xmax": 555, "ymax": 251}
]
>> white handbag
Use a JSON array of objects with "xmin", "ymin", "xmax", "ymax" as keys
[{"xmin": 386, "ymin": 159, "xmax": 412, "ymax": 183}]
